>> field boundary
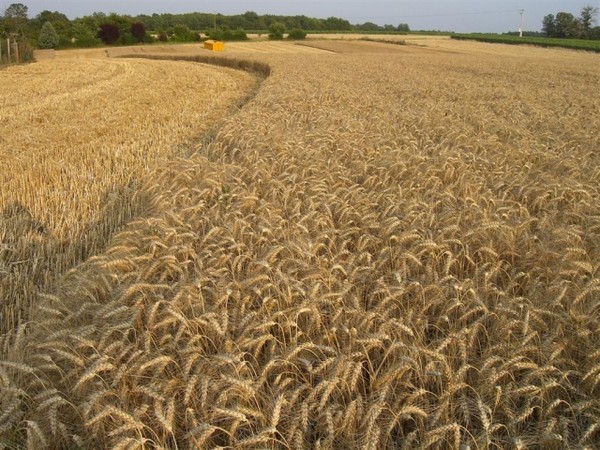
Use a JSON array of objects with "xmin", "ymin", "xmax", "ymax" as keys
[
  {"xmin": 117, "ymin": 53, "xmax": 272, "ymax": 77},
  {"xmin": 451, "ymin": 33, "xmax": 600, "ymax": 52},
  {"xmin": 359, "ymin": 37, "xmax": 407, "ymax": 46},
  {"xmin": 293, "ymin": 42, "xmax": 341, "ymax": 53},
  {"xmin": 116, "ymin": 54, "xmax": 272, "ymax": 148},
  {"xmin": 0, "ymin": 54, "xmax": 264, "ymax": 336}
]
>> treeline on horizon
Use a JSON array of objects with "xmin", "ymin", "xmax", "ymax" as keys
[
  {"xmin": 136, "ymin": 10, "xmax": 411, "ymax": 34},
  {"xmin": 1, "ymin": 2, "xmax": 597, "ymax": 52},
  {"xmin": 0, "ymin": 3, "xmax": 414, "ymax": 50}
]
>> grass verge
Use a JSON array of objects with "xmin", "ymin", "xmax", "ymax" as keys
[{"xmin": 451, "ymin": 33, "xmax": 600, "ymax": 52}]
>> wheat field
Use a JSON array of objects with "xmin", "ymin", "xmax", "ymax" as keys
[
  {"xmin": 0, "ymin": 57, "xmax": 258, "ymax": 334},
  {"xmin": 1, "ymin": 40, "xmax": 599, "ymax": 449}
]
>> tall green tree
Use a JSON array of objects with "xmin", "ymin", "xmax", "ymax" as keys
[
  {"xmin": 37, "ymin": 21, "xmax": 59, "ymax": 48},
  {"xmin": 323, "ymin": 16, "xmax": 352, "ymax": 31},
  {"xmin": 579, "ymin": 5, "xmax": 598, "ymax": 38},
  {"xmin": 3, "ymin": 3, "xmax": 29, "ymax": 36},
  {"xmin": 554, "ymin": 12, "xmax": 578, "ymax": 38},
  {"xmin": 74, "ymin": 12, "xmax": 105, "ymax": 33},
  {"xmin": 239, "ymin": 11, "xmax": 259, "ymax": 29},
  {"xmin": 71, "ymin": 12, "xmax": 106, "ymax": 43},
  {"xmin": 358, "ymin": 22, "xmax": 381, "ymax": 31},
  {"xmin": 542, "ymin": 14, "xmax": 556, "ymax": 37},
  {"xmin": 71, "ymin": 21, "xmax": 100, "ymax": 47},
  {"xmin": 34, "ymin": 11, "xmax": 70, "ymax": 46},
  {"xmin": 4, "ymin": 3, "xmax": 28, "ymax": 22},
  {"xmin": 106, "ymin": 12, "xmax": 132, "ymax": 43}
]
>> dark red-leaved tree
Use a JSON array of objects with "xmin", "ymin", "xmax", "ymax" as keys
[
  {"xmin": 130, "ymin": 22, "xmax": 146, "ymax": 42},
  {"xmin": 97, "ymin": 23, "xmax": 120, "ymax": 45}
]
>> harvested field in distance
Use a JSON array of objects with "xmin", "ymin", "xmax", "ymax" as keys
[
  {"xmin": 0, "ymin": 57, "xmax": 258, "ymax": 333},
  {"xmin": 1, "ymin": 39, "xmax": 599, "ymax": 449}
]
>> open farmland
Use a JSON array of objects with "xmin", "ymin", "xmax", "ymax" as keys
[
  {"xmin": 0, "ymin": 57, "xmax": 257, "ymax": 334},
  {"xmin": 1, "ymin": 40, "xmax": 599, "ymax": 449}
]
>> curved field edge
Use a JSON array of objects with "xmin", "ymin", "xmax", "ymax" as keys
[
  {"xmin": 117, "ymin": 53, "xmax": 272, "ymax": 78},
  {"xmin": 0, "ymin": 57, "xmax": 262, "ymax": 336},
  {"xmin": 1, "ymin": 41, "xmax": 599, "ymax": 449}
]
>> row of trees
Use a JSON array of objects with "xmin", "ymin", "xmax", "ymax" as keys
[
  {"xmin": 0, "ymin": 3, "xmax": 412, "ymax": 50},
  {"xmin": 135, "ymin": 11, "xmax": 408, "ymax": 34},
  {"xmin": 0, "ymin": 4, "xmax": 100, "ymax": 48},
  {"xmin": 9, "ymin": 2, "xmax": 597, "ymax": 52},
  {"xmin": 542, "ymin": 5, "xmax": 599, "ymax": 39}
]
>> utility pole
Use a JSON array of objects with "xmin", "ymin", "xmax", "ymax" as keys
[{"xmin": 519, "ymin": 9, "xmax": 525, "ymax": 38}]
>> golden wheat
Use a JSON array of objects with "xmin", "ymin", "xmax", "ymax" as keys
[
  {"xmin": 1, "ymin": 38, "xmax": 599, "ymax": 449},
  {"xmin": 0, "ymin": 55, "xmax": 257, "ymax": 336}
]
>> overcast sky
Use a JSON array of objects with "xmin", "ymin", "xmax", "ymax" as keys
[{"xmin": 5, "ymin": 1, "xmax": 598, "ymax": 32}]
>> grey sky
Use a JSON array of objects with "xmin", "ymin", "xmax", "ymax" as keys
[{"xmin": 5, "ymin": 1, "xmax": 599, "ymax": 32}]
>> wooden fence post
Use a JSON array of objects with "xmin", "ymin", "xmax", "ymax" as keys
[{"xmin": 7, "ymin": 38, "xmax": 11, "ymax": 64}]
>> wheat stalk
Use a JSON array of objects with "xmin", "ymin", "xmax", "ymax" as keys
[{"xmin": 2, "ymin": 38, "xmax": 599, "ymax": 449}]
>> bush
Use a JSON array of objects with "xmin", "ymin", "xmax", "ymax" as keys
[
  {"xmin": 120, "ymin": 32, "xmax": 137, "ymax": 46},
  {"xmin": 18, "ymin": 40, "xmax": 35, "ymax": 61},
  {"xmin": 73, "ymin": 35, "xmax": 101, "ymax": 47},
  {"xmin": 156, "ymin": 29, "xmax": 169, "ymax": 42},
  {"xmin": 38, "ymin": 21, "xmax": 60, "ymax": 49},
  {"xmin": 288, "ymin": 28, "xmax": 307, "ymax": 40},
  {"xmin": 232, "ymin": 29, "xmax": 249, "ymax": 41},
  {"xmin": 70, "ymin": 23, "xmax": 100, "ymax": 47},
  {"xmin": 172, "ymin": 24, "xmax": 194, "ymax": 42},
  {"xmin": 98, "ymin": 23, "xmax": 120, "ymax": 45},
  {"xmin": 58, "ymin": 35, "xmax": 72, "ymax": 48},
  {"xmin": 213, "ymin": 29, "xmax": 233, "ymax": 41},
  {"xmin": 268, "ymin": 22, "xmax": 286, "ymax": 40},
  {"xmin": 130, "ymin": 22, "xmax": 146, "ymax": 43},
  {"xmin": 207, "ymin": 28, "xmax": 248, "ymax": 41}
]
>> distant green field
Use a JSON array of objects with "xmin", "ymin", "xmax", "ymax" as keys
[
  {"xmin": 304, "ymin": 30, "xmax": 451, "ymax": 36},
  {"xmin": 243, "ymin": 30, "xmax": 414, "ymax": 36},
  {"xmin": 451, "ymin": 34, "xmax": 600, "ymax": 52}
]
